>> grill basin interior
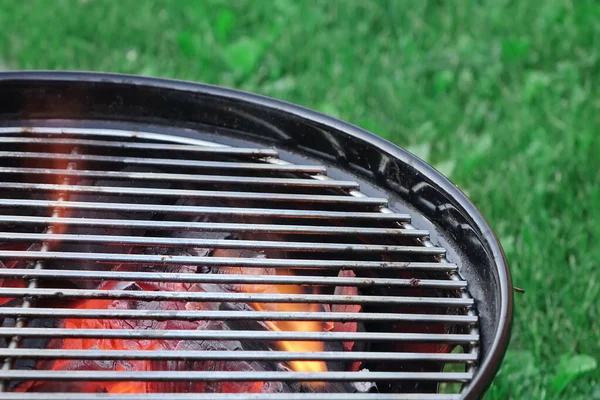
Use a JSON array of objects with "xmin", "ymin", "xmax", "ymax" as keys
[{"xmin": 0, "ymin": 72, "xmax": 512, "ymax": 400}]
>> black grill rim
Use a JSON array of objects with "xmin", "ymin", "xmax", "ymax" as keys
[{"xmin": 0, "ymin": 71, "xmax": 513, "ymax": 399}]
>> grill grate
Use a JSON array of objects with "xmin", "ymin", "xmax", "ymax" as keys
[{"xmin": 0, "ymin": 127, "xmax": 478, "ymax": 398}]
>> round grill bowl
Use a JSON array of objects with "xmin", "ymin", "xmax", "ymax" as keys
[{"xmin": 0, "ymin": 71, "xmax": 512, "ymax": 399}]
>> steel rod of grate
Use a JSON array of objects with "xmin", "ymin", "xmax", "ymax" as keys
[
  {"xmin": 0, "ymin": 308, "xmax": 477, "ymax": 323},
  {"xmin": 0, "ymin": 215, "xmax": 426, "ymax": 236},
  {"xmin": 0, "ymin": 183, "xmax": 388, "ymax": 205},
  {"xmin": 0, "ymin": 137, "xmax": 279, "ymax": 156},
  {"xmin": 0, "ymin": 328, "xmax": 479, "ymax": 343},
  {"xmin": 0, "ymin": 370, "xmax": 474, "ymax": 382},
  {"xmin": 0, "ymin": 268, "xmax": 462, "ymax": 287},
  {"xmin": 0, "ymin": 167, "xmax": 361, "ymax": 189},
  {"xmin": 0, "ymin": 251, "xmax": 451, "ymax": 270},
  {"xmin": 0, "ymin": 287, "xmax": 473, "ymax": 306},
  {"xmin": 0, "ymin": 349, "xmax": 478, "ymax": 362},
  {"xmin": 0, "ymin": 127, "xmax": 234, "ymax": 147},
  {"xmin": 0, "ymin": 151, "xmax": 327, "ymax": 173},
  {"xmin": 0, "ymin": 394, "xmax": 462, "ymax": 400},
  {"xmin": 0, "ymin": 199, "xmax": 411, "ymax": 221},
  {"xmin": 0, "ymin": 232, "xmax": 445, "ymax": 254},
  {"xmin": 0, "ymin": 147, "xmax": 79, "ymax": 392}
]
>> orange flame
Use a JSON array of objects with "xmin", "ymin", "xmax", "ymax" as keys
[
  {"xmin": 250, "ymin": 283, "xmax": 330, "ymax": 374},
  {"xmin": 214, "ymin": 262, "xmax": 333, "ymax": 384}
]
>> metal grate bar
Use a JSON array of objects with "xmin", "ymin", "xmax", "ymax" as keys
[
  {"xmin": 0, "ymin": 349, "xmax": 478, "ymax": 362},
  {"xmin": 0, "ymin": 394, "xmax": 462, "ymax": 400},
  {"xmin": 0, "ymin": 269, "xmax": 462, "ymax": 288},
  {"xmin": 0, "ymin": 151, "xmax": 326, "ymax": 173},
  {"xmin": 0, "ymin": 182, "xmax": 387, "ymax": 205},
  {"xmin": 0, "ymin": 215, "xmax": 425, "ymax": 236},
  {"xmin": 0, "ymin": 308, "xmax": 477, "ymax": 324},
  {"xmin": 0, "ymin": 137, "xmax": 279, "ymax": 156},
  {"xmin": 0, "ymin": 127, "xmax": 234, "ymax": 147},
  {"xmin": 0, "ymin": 232, "xmax": 445, "ymax": 254},
  {"xmin": 0, "ymin": 199, "xmax": 411, "ymax": 221},
  {"xmin": 0, "ymin": 251, "xmax": 451, "ymax": 270},
  {"xmin": 0, "ymin": 328, "xmax": 479, "ymax": 343},
  {"xmin": 0, "ymin": 288, "xmax": 473, "ymax": 306},
  {"xmin": 0, "ymin": 167, "xmax": 360, "ymax": 189},
  {"xmin": 0, "ymin": 370, "xmax": 474, "ymax": 382}
]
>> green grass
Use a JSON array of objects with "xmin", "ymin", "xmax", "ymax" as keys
[{"xmin": 0, "ymin": 0, "xmax": 599, "ymax": 398}]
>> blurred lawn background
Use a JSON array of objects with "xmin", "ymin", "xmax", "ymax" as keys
[{"xmin": 0, "ymin": 0, "xmax": 599, "ymax": 398}]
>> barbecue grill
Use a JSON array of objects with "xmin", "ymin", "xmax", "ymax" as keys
[{"xmin": 0, "ymin": 72, "xmax": 512, "ymax": 399}]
